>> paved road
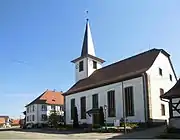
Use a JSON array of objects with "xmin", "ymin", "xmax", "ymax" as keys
[
  {"xmin": 0, "ymin": 125, "xmax": 166, "ymax": 139},
  {"xmin": 0, "ymin": 129, "xmax": 121, "ymax": 139},
  {"xmin": 109, "ymin": 125, "xmax": 166, "ymax": 139}
]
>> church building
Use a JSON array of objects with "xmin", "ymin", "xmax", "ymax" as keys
[{"xmin": 63, "ymin": 19, "xmax": 177, "ymax": 125}]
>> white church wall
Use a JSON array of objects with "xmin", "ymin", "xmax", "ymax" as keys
[
  {"xmin": 87, "ymin": 57, "xmax": 102, "ymax": 76},
  {"xmin": 146, "ymin": 52, "xmax": 177, "ymax": 121},
  {"xmin": 75, "ymin": 58, "xmax": 88, "ymax": 82},
  {"xmin": 65, "ymin": 77, "xmax": 145, "ymax": 125}
]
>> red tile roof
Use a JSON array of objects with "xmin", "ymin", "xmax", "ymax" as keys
[
  {"xmin": 26, "ymin": 90, "xmax": 64, "ymax": 107},
  {"xmin": 11, "ymin": 119, "xmax": 20, "ymax": 125}
]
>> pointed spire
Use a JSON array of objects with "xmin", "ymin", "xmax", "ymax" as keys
[{"xmin": 81, "ymin": 19, "xmax": 96, "ymax": 57}]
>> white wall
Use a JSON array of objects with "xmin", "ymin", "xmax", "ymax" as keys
[
  {"xmin": 75, "ymin": 57, "xmax": 103, "ymax": 82},
  {"xmin": 146, "ymin": 52, "xmax": 177, "ymax": 121},
  {"xmin": 65, "ymin": 77, "xmax": 145, "ymax": 124},
  {"xmin": 87, "ymin": 57, "xmax": 102, "ymax": 77},
  {"xmin": 75, "ymin": 58, "xmax": 88, "ymax": 82},
  {"xmin": 26, "ymin": 104, "xmax": 64, "ymax": 124}
]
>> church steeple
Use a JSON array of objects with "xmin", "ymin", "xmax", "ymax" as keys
[
  {"xmin": 71, "ymin": 19, "xmax": 105, "ymax": 82},
  {"xmin": 81, "ymin": 19, "xmax": 95, "ymax": 57}
]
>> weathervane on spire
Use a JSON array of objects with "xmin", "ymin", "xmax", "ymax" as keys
[{"xmin": 86, "ymin": 10, "xmax": 89, "ymax": 21}]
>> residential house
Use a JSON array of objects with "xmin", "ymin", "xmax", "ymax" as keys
[
  {"xmin": 0, "ymin": 116, "xmax": 10, "ymax": 128},
  {"xmin": 11, "ymin": 119, "xmax": 20, "ymax": 126},
  {"xmin": 63, "ymin": 19, "xmax": 177, "ymax": 126},
  {"xmin": 25, "ymin": 90, "xmax": 64, "ymax": 125},
  {"xmin": 161, "ymin": 79, "xmax": 180, "ymax": 129}
]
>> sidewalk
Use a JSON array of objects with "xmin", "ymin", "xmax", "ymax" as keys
[{"xmin": 109, "ymin": 125, "xmax": 166, "ymax": 139}]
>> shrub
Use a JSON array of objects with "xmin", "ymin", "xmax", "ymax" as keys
[
  {"xmin": 73, "ymin": 106, "xmax": 79, "ymax": 128},
  {"xmin": 93, "ymin": 124, "xmax": 101, "ymax": 129},
  {"xmin": 99, "ymin": 106, "xmax": 105, "ymax": 126}
]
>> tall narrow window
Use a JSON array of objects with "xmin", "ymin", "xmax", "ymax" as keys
[
  {"xmin": 41, "ymin": 105, "xmax": 47, "ymax": 111},
  {"xmin": 71, "ymin": 99, "xmax": 75, "ymax": 120},
  {"xmin": 107, "ymin": 90, "xmax": 116, "ymax": 117},
  {"xmin": 92, "ymin": 94, "xmax": 98, "ymax": 108},
  {"xmin": 41, "ymin": 114, "xmax": 47, "ymax": 121},
  {"xmin": 169, "ymin": 74, "xmax": 172, "ymax": 81},
  {"xmin": 93, "ymin": 61, "xmax": 97, "ymax": 69},
  {"xmin": 81, "ymin": 96, "xmax": 86, "ymax": 119},
  {"xmin": 51, "ymin": 105, "xmax": 55, "ymax": 110},
  {"xmin": 159, "ymin": 68, "xmax": 162, "ymax": 76},
  {"xmin": 27, "ymin": 116, "xmax": 29, "ymax": 122},
  {"xmin": 79, "ymin": 61, "xmax": 84, "ymax": 72},
  {"xmin": 160, "ymin": 88, "xmax": 164, "ymax": 96},
  {"xmin": 125, "ymin": 86, "xmax": 134, "ymax": 116},
  {"xmin": 32, "ymin": 115, "xmax": 35, "ymax": 121},
  {"xmin": 161, "ymin": 104, "xmax": 165, "ymax": 116},
  {"xmin": 27, "ymin": 107, "xmax": 29, "ymax": 113},
  {"xmin": 32, "ymin": 105, "xmax": 35, "ymax": 112}
]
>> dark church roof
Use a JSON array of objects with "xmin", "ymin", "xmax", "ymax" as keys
[
  {"xmin": 65, "ymin": 48, "xmax": 174, "ymax": 96},
  {"xmin": 161, "ymin": 79, "xmax": 180, "ymax": 99},
  {"xmin": 81, "ymin": 22, "xmax": 89, "ymax": 57}
]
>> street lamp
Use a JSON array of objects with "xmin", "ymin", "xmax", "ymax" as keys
[{"xmin": 104, "ymin": 105, "xmax": 107, "ymax": 130}]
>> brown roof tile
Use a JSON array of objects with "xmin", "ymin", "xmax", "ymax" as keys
[
  {"xmin": 65, "ymin": 48, "xmax": 171, "ymax": 95},
  {"xmin": 25, "ymin": 90, "xmax": 64, "ymax": 107}
]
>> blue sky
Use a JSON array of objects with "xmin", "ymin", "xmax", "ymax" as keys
[{"xmin": 0, "ymin": 0, "xmax": 180, "ymax": 118}]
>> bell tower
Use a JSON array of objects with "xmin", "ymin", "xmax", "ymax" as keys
[{"xmin": 71, "ymin": 19, "xmax": 105, "ymax": 82}]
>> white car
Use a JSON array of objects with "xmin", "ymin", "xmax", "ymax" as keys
[{"xmin": 26, "ymin": 123, "xmax": 33, "ymax": 129}]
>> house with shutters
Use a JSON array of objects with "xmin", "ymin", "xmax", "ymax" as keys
[
  {"xmin": 25, "ymin": 90, "xmax": 64, "ymax": 125},
  {"xmin": 63, "ymin": 19, "xmax": 177, "ymax": 126}
]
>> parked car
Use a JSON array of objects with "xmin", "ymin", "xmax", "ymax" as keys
[{"xmin": 26, "ymin": 123, "xmax": 33, "ymax": 129}]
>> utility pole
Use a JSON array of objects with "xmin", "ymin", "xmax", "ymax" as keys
[{"xmin": 122, "ymin": 81, "xmax": 127, "ymax": 134}]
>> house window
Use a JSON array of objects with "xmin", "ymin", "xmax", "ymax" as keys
[
  {"xmin": 41, "ymin": 105, "xmax": 47, "ymax": 111},
  {"xmin": 93, "ymin": 61, "xmax": 97, "ymax": 69},
  {"xmin": 81, "ymin": 96, "xmax": 86, "ymax": 119},
  {"xmin": 161, "ymin": 104, "xmax": 165, "ymax": 116},
  {"xmin": 41, "ymin": 114, "xmax": 47, "ymax": 121},
  {"xmin": 27, "ymin": 116, "xmax": 29, "ymax": 122},
  {"xmin": 107, "ymin": 90, "xmax": 116, "ymax": 117},
  {"xmin": 92, "ymin": 94, "xmax": 98, "ymax": 108},
  {"xmin": 169, "ymin": 74, "xmax": 172, "ymax": 81},
  {"xmin": 27, "ymin": 107, "xmax": 29, "ymax": 113},
  {"xmin": 125, "ymin": 86, "xmax": 134, "ymax": 116},
  {"xmin": 32, "ymin": 105, "xmax": 35, "ymax": 112},
  {"xmin": 32, "ymin": 115, "xmax": 35, "ymax": 121},
  {"xmin": 51, "ymin": 105, "xmax": 55, "ymax": 110},
  {"xmin": 159, "ymin": 68, "xmax": 162, "ymax": 76},
  {"xmin": 79, "ymin": 61, "xmax": 84, "ymax": 72},
  {"xmin": 160, "ymin": 88, "xmax": 164, "ymax": 96},
  {"xmin": 71, "ymin": 99, "xmax": 75, "ymax": 120}
]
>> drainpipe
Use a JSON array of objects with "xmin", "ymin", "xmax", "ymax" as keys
[
  {"xmin": 122, "ymin": 81, "xmax": 127, "ymax": 134},
  {"xmin": 142, "ymin": 73, "xmax": 148, "ymax": 123}
]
